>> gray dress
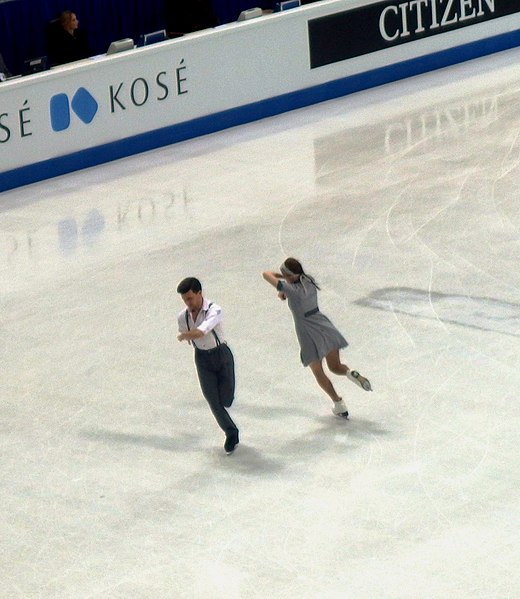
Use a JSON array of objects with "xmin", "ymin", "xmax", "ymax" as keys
[{"xmin": 277, "ymin": 275, "xmax": 348, "ymax": 366}]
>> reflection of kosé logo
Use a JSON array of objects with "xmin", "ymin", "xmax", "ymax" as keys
[{"xmin": 50, "ymin": 87, "xmax": 98, "ymax": 132}]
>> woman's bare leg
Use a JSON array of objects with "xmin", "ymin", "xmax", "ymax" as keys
[
  {"xmin": 325, "ymin": 350, "xmax": 348, "ymax": 375},
  {"xmin": 309, "ymin": 360, "xmax": 342, "ymax": 402}
]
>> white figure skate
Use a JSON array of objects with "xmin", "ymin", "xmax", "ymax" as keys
[
  {"xmin": 347, "ymin": 370, "xmax": 372, "ymax": 391},
  {"xmin": 332, "ymin": 398, "xmax": 349, "ymax": 419}
]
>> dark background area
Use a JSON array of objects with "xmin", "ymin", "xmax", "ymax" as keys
[{"xmin": 0, "ymin": 0, "xmax": 280, "ymax": 75}]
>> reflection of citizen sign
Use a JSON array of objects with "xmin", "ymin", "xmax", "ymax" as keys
[
  {"xmin": 383, "ymin": 94, "xmax": 498, "ymax": 154},
  {"xmin": 308, "ymin": 0, "xmax": 517, "ymax": 68},
  {"xmin": 380, "ymin": 0, "xmax": 495, "ymax": 41}
]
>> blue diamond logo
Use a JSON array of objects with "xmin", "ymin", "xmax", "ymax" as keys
[{"xmin": 71, "ymin": 87, "xmax": 98, "ymax": 124}]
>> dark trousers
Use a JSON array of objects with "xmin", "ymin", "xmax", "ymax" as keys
[{"xmin": 194, "ymin": 344, "xmax": 237, "ymax": 435}]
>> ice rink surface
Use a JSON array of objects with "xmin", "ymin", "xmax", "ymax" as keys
[{"xmin": 2, "ymin": 46, "xmax": 520, "ymax": 598}]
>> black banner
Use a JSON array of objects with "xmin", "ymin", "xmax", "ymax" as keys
[{"xmin": 308, "ymin": 0, "xmax": 519, "ymax": 69}]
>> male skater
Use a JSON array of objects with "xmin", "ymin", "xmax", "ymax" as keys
[{"xmin": 177, "ymin": 277, "xmax": 239, "ymax": 454}]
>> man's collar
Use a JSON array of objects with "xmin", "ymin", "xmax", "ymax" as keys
[{"xmin": 190, "ymin": 296, "xmax": 208, "ymax": 320}]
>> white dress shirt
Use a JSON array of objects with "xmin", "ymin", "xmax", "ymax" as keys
[{"xmin": 177, "ymin": 297, "xmax": 226, "ymax": 350}]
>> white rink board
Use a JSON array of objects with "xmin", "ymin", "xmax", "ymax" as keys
[{"xmin": 0, "ymin": 0, "xmax": 519, "ymax": 190}]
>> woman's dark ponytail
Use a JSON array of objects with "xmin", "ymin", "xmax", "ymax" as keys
[{"xmin": 284, "ymin": 257, "xmax": 320, "ymax": 290}]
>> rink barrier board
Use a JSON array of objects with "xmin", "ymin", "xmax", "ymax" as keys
[{"xmin": 1, "ymin": 25, "xmax": 519, "ymax": 193}]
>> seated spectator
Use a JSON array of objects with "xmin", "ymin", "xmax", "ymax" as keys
[
  {"xmin": 165, "ymin": 0, "xmax": 218, "ymax": 36},
  {"xmin": 46, "ymin": 10, "xmax": 92, "ymax": 66},
  {"xmin": 0, "ymin": 52, "xmax": 12, "ymax": 81}
]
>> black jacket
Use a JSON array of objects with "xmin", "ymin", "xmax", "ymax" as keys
[{"xmin": 47, "ymin": 22, "xmax": 92, "ymax": 66}]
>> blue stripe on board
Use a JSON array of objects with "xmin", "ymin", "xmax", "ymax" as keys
[{"xmin": 1, "ymin": 27, "xmax": 519, "ymax": 193}]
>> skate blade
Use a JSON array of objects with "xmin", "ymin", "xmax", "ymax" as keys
[{"xmin": 333, "ymin": 410, "xmax": 349, "ymax": 419}]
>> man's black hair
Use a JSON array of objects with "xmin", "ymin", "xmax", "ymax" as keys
[{"xmin": 177, "ymin": 277, "xmax": 202, "ymax": 294}]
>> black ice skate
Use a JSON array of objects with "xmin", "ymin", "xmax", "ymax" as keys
[{"xmin": 224, "ymin": 430, "xmax": 239, "ymax": 454}]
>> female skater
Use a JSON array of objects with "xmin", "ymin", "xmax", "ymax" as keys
[{"xmin": 262, "ymin": 258, "xmax": 371, "ymax": 418}]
